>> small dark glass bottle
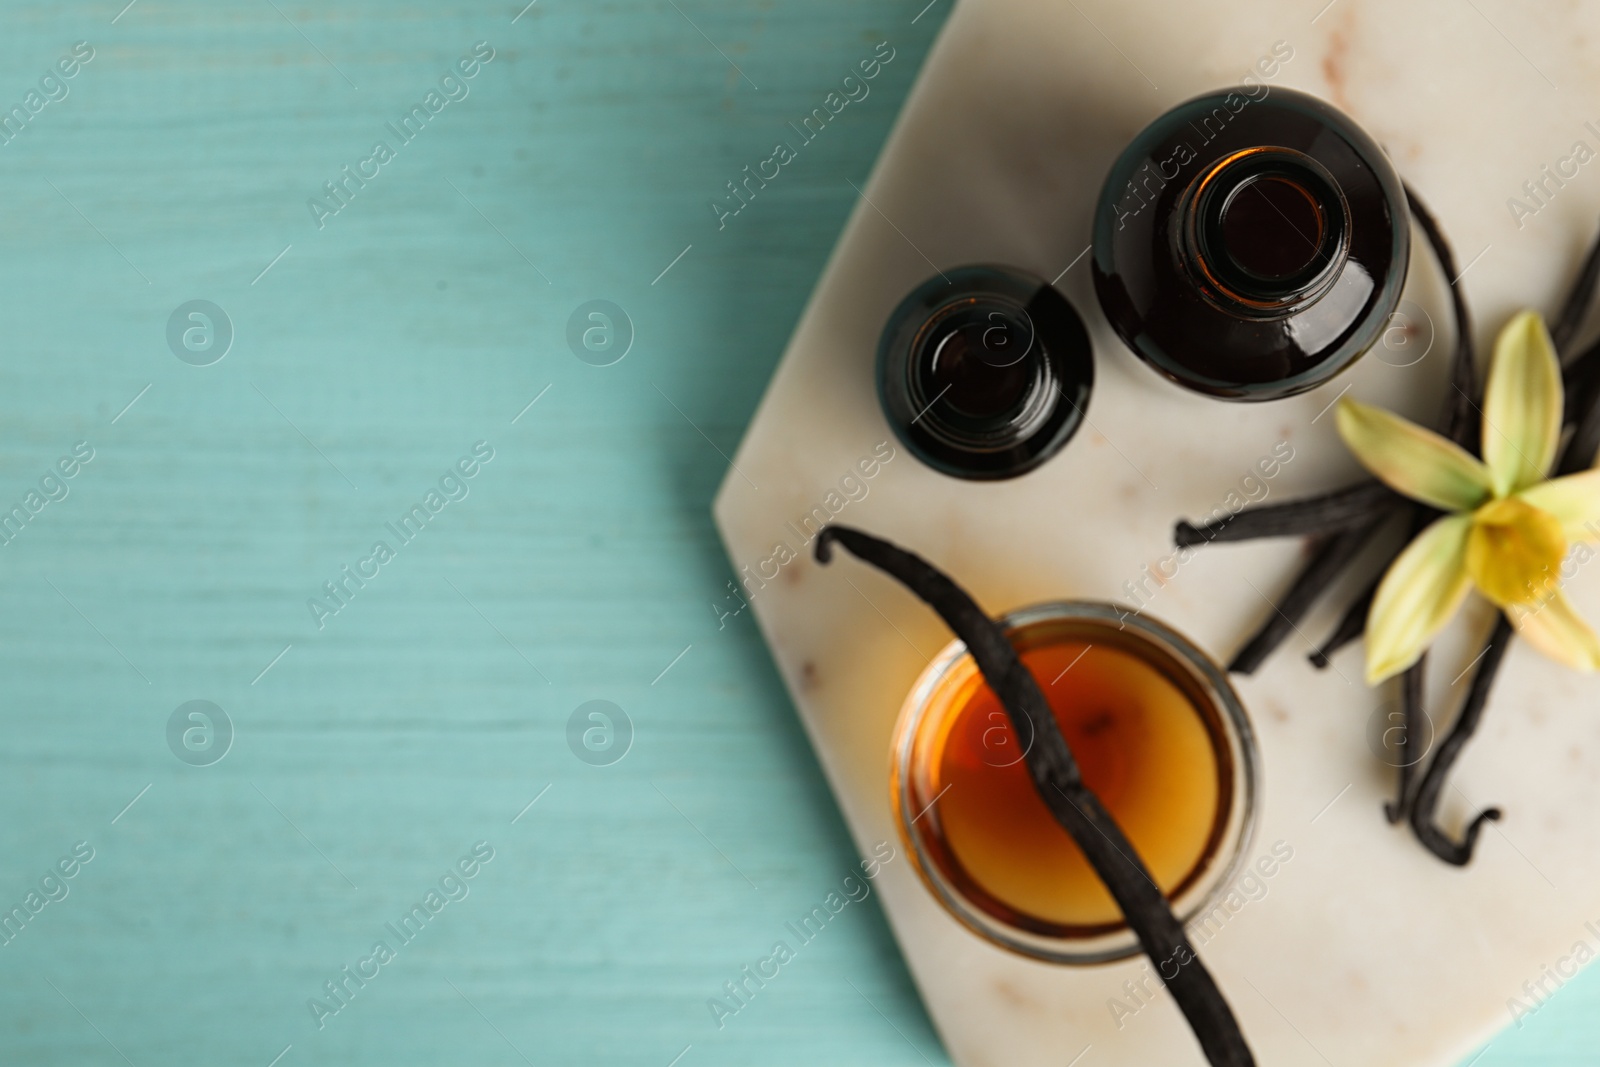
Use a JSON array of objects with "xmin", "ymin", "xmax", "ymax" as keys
[
  {"xmin": 1092, "ymin": 87, "xmax": 1409, "ymax": 400},
  {"xmin": 878, "ymin": 266, "xmax": 1094, "ymax": 480}
]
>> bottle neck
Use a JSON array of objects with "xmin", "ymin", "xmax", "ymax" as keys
[
  {"xmin": 908, "ymin": 299, "xmax": 1058, "ymax": 455},
  {"xmin": 1178, "ymin": 147, "xmax": 1351, "ymax": 317}
]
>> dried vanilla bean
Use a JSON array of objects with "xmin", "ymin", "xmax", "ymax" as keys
[
  {"xmin": 1160, "ymin": 188, "xmax": 1600, "ymax": 864},
  {"xmin": 1310, "ymin": 502, "xmax": 1434, "ymax": 671},
  {"xmin": 1552, "ymin": 217, "xmax": 1600, "ymax": 354},
  {"xmin": 1227, "ymin": 510, "xmax": 1397, "ymax": 674},
  {"xmin": 1307, "ymin": 576, "xmax": 1377, "ymax": 669},
  {"xmin": 1560, "ymin": 341, "xmax": 1600, "ymax": 427},
  {"xmin": 1384, "ymin": 658, "xmax": 1426, "ymax": 824},
  {"xmin": 815, "ymin": 525, "xmax": 1256, "ymax": 1067},
  {"xmin": 1174, "ymin": 482, "xmax": 1397, "ymax": 547},
  {"xmin": 1407, "ymin": 617, "xmax": 1511, "ymax": 864},
  {"xmin": 1404, "ymin": 184, "xmax": 1479, "ymax": 449},
  {"xmin": 1558, "ymin": 363, "xmax": 1600, "ymax": 477}
]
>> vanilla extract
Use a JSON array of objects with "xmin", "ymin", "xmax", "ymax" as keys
[
  {"xmin": 817, "ymin": 525, "xmax": 1258, "ymax": 1066},
  {"xmin": 902, "ymin": 622, "xmax": 1229, "ymax": 933}
]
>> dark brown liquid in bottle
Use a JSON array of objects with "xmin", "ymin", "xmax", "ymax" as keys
[
  {"xmin": 926, "ymin": 324, "xmax": 1034, "ymax": 420},
  {"xmin": 1092, "ymin": 87, "xmax": 1409, "ymax": 400},
  {"xmin": 1219, "ymin": 175, "xmax": 1327, "ymax": 280},
  {"xmin": 877, "ymin": 266, "xmax": 1094, "ymax": 480}
]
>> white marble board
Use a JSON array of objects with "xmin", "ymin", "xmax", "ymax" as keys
[{"xmin": 713, "ymin": 1, "xmax": 1600, "ymax": 1063}]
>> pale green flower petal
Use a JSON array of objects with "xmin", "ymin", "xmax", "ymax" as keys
[
  {"xmin": 1483, "ymin": 310, "xmax": 1562, "ymax": 495},
  {"xmin": 1336, "ymin": 399, "xmax": 1493, "ymax": 513},
  {"xmin": 1508, "ymin": 588, "xmax": 1600, "ymax": 672},
  {"xmin": 1365, "ymin": 513, "xmax": 1474, "ymax": 684},
  {"xmin": 1516, "ymin": 468, "xmax": 1600, "ymax": 543}
]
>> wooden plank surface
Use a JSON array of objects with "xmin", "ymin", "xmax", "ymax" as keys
[{"xmin": 0, "ymin": 1, "xmax": 1589, "ymax": 1064}]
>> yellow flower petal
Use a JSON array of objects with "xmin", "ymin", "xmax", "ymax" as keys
[
  {"xmin": 1336, "ymin": 399, "xmax": 1494, "ymax": 513},
  {"xmin": 1465, "ymin": 497, "xmax": 1567, "ymax": 607},
  {"xmin": 1483, "ymin": 310, "xmax": 1563, "ymax": 496},
  {"xmin": 1365, "ymin": 513, "xmax": 1474, "ymax": 684},
  {"xmin": 1516, "ymin": 468, "xmax": 1600, "ymax": 543},
  {"xmin": 1508, "ymin": 588, "xmax": 1600, "ymax": 672}
]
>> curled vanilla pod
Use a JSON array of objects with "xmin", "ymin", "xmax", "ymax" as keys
[
  {"xmin": 1408, "ymin": 618, "xmax": 1511, "ymax": 864},
  {"xmin": 1405, "ymin": 185, "xmax": 1478, "ymax": 450},
  {"xmin": 1405, "ymin": 214, "xmax": 1600, "ymax": 863}
]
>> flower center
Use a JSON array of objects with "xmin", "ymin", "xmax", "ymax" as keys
[{"xmin": 1466, "ymin": 497, "xmax": 1568, "ymax": 607}]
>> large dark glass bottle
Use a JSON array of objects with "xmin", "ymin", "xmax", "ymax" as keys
[
  {"xmin": 1092, "ymin": 87, "xmax": 1409, "ymax": 401},
  {"xmin": 878, "ymin": 266, "xmax": 1094, "ymax": 480}
]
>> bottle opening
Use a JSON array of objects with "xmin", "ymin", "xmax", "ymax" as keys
[
  {"xmin": 1186, "ymin": 148, "xmax": 1350, "ymax": 312},
  {"xmin": 1218, "ymin": 174, "xmax": 1327, "ymax": 281},
  {"xmin": 922, "ymin": 305, "xmax": 1038, "ymax": 420}
]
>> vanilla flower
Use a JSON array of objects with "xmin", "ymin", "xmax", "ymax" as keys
[{"xmin": 1336, "ymin": 311, "xmax": 1600, "ymax": 683}]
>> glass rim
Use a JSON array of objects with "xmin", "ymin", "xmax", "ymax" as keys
[{"xmin": 889, "ymin": 599, "xmax": 1260, "ymax": 965}]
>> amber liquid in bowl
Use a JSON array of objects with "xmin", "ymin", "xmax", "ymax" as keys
[{"xmin": 896, "ymin": 612, "xmax": 1236, "ymax": 942}]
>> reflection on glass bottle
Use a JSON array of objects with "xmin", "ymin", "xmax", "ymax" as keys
[
  {"xmin": 1092, "ymin": 87, "xmax": 1409, "ymax": 401},
  {"xmin": 878, "ymin": 266, "xmax": 1094, "ymax": 481}
]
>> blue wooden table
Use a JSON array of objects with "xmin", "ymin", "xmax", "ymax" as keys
[{"xmin": 0, "ymin": 1, "xmax": 1589, "ymax": 1064}]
